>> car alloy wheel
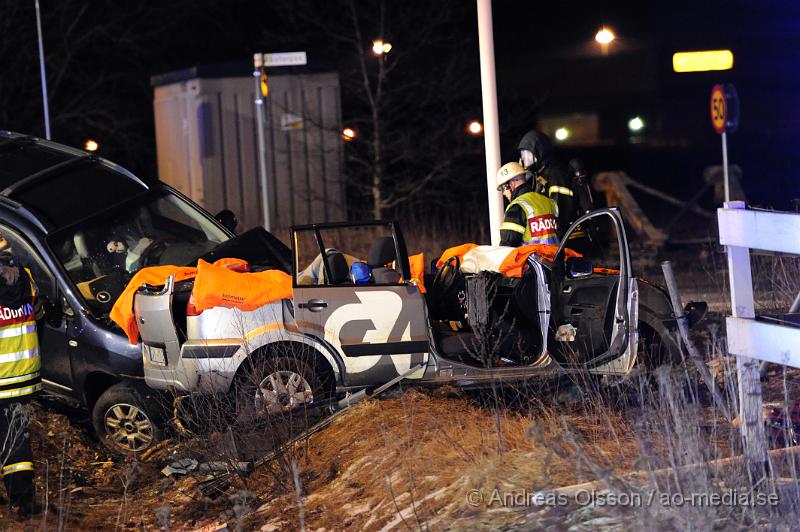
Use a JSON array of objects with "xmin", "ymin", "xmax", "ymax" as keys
[
  {"xmin": 254, "ymin": 370, "xmax": 315, "ymax": 415},
  {"xmin": 103, "ymin": 403, "xmax": 154, "ymax": 452}
]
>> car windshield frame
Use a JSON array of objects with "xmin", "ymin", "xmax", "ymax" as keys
[{"xmin": 46, "ymin": 187, "xmax": 233, "ymax": 316}]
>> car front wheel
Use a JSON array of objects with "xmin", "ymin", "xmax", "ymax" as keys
[{"xmin": 92, "ymin": 382, "xmax": 166, "ymax": 454}]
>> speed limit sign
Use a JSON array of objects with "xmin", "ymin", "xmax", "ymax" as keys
[{"xmin": 710, "ymin": 83, "xmax": 739, "ymax": 134}]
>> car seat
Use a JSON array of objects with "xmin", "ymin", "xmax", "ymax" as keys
[
  {"xmin": 368, "ymin": 237, "xmax": 401, "ymax": 284},
  {"xmin": 323, "ymin": 250, "xmax": 350, "ymax": 284},
  {"xmin": 73, "ymin": 229, "xmax": 112, "ymax": 278}
]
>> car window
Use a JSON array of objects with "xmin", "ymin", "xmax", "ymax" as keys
[
  {"xmin": 47, "ymin": 190, "xmax": 230, "ymax": 316},
  {"xmin": 293, "ymin": 224, "xmax": 401, "ymax": 286},
  {"xmin": 0, "ymin": 225, "xmax": 56, "ymax": 300},
  {"xmin": 562, "ymin": 214, "xmax": 622, "ymax": 272}
]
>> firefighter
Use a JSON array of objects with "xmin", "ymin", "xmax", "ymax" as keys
[
  {"xmin": 497, "ymin": 162, "xmax": 559, "ymax": 247},
  {"xmin": 517, "ymin": 130, "xmax": 577, "ymax": 239},
  {"xmin": 0, "ymin": 250, "xmax": 41, "ymax": 516}
]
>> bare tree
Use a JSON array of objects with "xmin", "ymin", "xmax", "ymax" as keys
[{"xmin": 269, "ymin": 0, "xmax": 483, "ymax": 219}]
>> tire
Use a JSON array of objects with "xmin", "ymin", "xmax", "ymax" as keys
[
  {"xmin": 92, "ymin": 382, "xmax": 166, "ymax": 455},
  {"xmin": 233, "ymin": 349, "xmax": 328, "ymax": 425}
]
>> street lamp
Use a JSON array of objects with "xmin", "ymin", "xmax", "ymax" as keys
[
  {"xmin": 371, "ymin": 39, "xmax": 392, "ymax": 56},
  {"xmin": 595, "ymin": 27, "xmax": 615, "ymax": 56},
  {"xmin": 467, "ymin": 120, "xmax": 483, "ymax": 136},
  {"xmin": 84, "ymin": 139, "xmax": 99, "ymax": 152},
  {"xmin": 342, "ymin": 127, "xmax": 358, "ymax": 141},
  {"xmin": 628, "ymin": 116, "xmax": 645, "ymax": 133}
]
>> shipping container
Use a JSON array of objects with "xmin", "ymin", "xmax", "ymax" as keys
[{"xmin": 152, "ymin": 63, "xmax": 346, "ymax": 234}]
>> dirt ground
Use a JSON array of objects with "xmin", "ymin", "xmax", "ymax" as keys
[
  {"xmin": 1, "ymin": 250, "xmax": 798, "ymax": 530},
  {"xmin": 0, "ymin": 362, "xmax": 796, "ymax": 531}
]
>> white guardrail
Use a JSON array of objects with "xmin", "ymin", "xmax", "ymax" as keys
[
  {"xmin": 719, "ymin": 201, "xmax": 800, "ymax": 367},
  {"xmin": 719, "ymin": 201, "xmax": 800, "ymax": 473}
]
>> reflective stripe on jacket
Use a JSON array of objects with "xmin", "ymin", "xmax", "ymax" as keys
[
  {"xmin": 503, "ymin": 192, "xmax": 559, "ymax": 245},
  {"xmin": 0, "ymin": 271, "xmax": 40, "ymax": 401}
]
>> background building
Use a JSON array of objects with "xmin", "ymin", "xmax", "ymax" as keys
[{"xmin": 152, "ymin": 63, "xmax": 346, "ymax": 232}]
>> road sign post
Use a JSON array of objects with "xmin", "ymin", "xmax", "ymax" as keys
[
  {"xmin": 252, "ymin": 51, "xmax": 308, "ymax": 231},
  {"xmin": 710, "ymin": 83, "xmax": 739, "ymax": 203}
]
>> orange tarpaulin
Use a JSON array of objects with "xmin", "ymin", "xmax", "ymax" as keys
[
  {"xmin": 110, "ymin": 258, "xmax": 293, "ymax": 344},
  {"xmin": 436, "ymin": 243, "xmax": 479, "ymax": 269},
  {"xmin": 436, "ymin": 242, "xmax": 580, "ymax": 278},
  {"xmin": 110, "ymin": 265, "xmax": 199, "ymax": 344},
  {"xmin": 498, "ymin": 245, "xmax": 581, "ymax": 278},
  {"xmin": 192, "ymin": 259, "xmax": 292, "ymax": 313},
  {"xmin": 407, "ymin": 252, "xmax": 426, "ymax": 293}
]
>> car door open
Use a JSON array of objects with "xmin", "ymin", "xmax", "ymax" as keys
[
  {"xmin": 291, "ymin": 222, "xmax": 429, "ymax": 386},
  {"xmin": 547, "ymin": 208, "xmax": 635, "ymax": 369}
]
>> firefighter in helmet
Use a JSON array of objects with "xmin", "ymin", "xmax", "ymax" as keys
[
  {"xmin": 517, "ymin": 130, "xmax": 577, "ymax": 240},
  {"xmin": 497, "ymin": 162, "xmax": 559, "ymax": 247}
]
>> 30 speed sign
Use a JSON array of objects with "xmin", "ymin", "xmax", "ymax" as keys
[{"xmin": 710, "ymin": 83, "xmax": 739, "ymax": 134}]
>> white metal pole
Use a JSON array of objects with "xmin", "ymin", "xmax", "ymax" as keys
[
  {"xmin": 253, "ymin": 53, "xmax": 271, "ymax": 231},
  {"xmin": 476, "ymin": 0, "xmax": 504, "ymax": 245},
  {"xmin": 721, "ymin": 131, "xmax": 730, "ymax": 202},
  {"xmin": 34, "ymin": 0, "xmax": 51, "ymax": 140}
]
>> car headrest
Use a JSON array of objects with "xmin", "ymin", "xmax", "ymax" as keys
[
  {"xmin": 323, "ymin": 251, "xmax": 350, "ymax": 284},
  {"xmin": 372, "ymin": 267, "xmax": 401, "ymax": 284},
  {"xmin": 368, "ymin": 237, "xmax": 396, "ymax": 267},
  {"xmin": 73, "ymin": 230, "xmax": 91, "ymax": 259}
]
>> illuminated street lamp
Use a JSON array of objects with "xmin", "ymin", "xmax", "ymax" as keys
[
  {"xmin": 554, "ymin": 127, "xmax": 570, "ymax": 142},
  {"xmin": 628, "ymin": 116, "xmax": 645, "ymax": 132},
  {"xmin": 84, "ymin": 139, "xmax": 99, "ymax": 152},
  {"xmin": 342, "ymin": 127, "xmax": 358, "ymax": 141},
  {"xmin": 467, "ymin": 120, "xmax": 483, "ymax": 136},
  {"xmin": 371, "ymin": 39, "xmax": 392, "ymax": 56},
  {"xmin": 595, "ymin": 27, "xmax": 615, "ymax": 55}
]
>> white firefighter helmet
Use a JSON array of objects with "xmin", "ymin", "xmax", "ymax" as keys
[{"xmin": 496, "ymin": 162, "xmax": 527, "ymax": 191}]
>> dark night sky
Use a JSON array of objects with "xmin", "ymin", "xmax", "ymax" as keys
[{"xmin": 3, "ymin": 0, "xmax": 799, "ymax": 209}]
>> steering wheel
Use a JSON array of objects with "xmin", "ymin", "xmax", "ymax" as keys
[
  {"xmin": 138, "ymin": 237, "xmax": 174, "ymax": 268},
  {"xmin": 430, "ymin": 255, "xmax": 460, "ymax": 302}
]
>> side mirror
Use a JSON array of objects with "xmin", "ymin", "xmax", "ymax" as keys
[
  {"xmin": 566, "ymin": 257, "xmax": 593, "ymax": 279},
  {"xmin": 215, "ymin": 209, "xmax": 238, "ymax": 233}
]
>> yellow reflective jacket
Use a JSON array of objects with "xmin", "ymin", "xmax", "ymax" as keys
[
  {"xmin": 0, "ymin": 270, "xmax": 40, "ymax": 402},
  {"xmin": 500, "ymin": 191, "xmax": 559, "ymax": 245}
]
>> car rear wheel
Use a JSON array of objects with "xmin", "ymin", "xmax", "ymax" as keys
[
  {"xmin": 234, "ymin": 351, "xmax": 327, "ymax": 424},
  {"xmin": 92, "ymin": 382, "xmax": 166, "ymax": 454}
]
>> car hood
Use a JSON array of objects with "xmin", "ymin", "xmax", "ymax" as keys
[{"xmin": 197, "ymin": 227, "xmax": 291, "ymax": 272}]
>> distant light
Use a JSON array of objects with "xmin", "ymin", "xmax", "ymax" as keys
[
  {"xmin": 595, "ymin": 27, "xmax": 615, "ymax": 45},
  {"xmin": 372, "ymin": 39, "xmax": 392, "ymax": 56},
  {"xmin": 672, "ymin": 50, "xmax": 734, "ymax": 73},
  {"xmin": 554, "ymin": 127, "xmax": 570, "ymax": 141},
  {"xmin": 467, "ymin": 120, "xmax": 483, "ymax": 136},
  {"xmin": 628, "ymin": 116, "xmax": 644, "ymax": 132},
  {"xmin": 342, "ymin": 127, "xmax": 357, "ymax": 141},
  {"xmin": 84, "ymin": 139, "xmax": 98, "ymax": 152}
]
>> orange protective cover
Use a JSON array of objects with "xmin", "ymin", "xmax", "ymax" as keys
[
  {"xmin": 111, "ymin": 258, "xmax": 293, "ymax": 344},
  {"xmin": 110, "ymin": 265, "xmax": 199, "ymax": 344},
  {"xmin": 407, "ymin": 252, "xmax": 426, "ymax": 293},
  {"xmin": 191, "ymin": 259, "xmax": 292, "ymax": 313}
]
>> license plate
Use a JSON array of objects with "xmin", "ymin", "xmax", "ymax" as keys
[{"xmin": 144, "ymin": 345, "xmax": 166, "ymax": 366}]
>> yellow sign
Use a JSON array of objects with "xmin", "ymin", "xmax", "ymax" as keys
[
  {"xmin": 260, "ymin": 66, "xmax": 268, "ymax": 98},
  {"xmin": 673, "ymin": 50, "xmax": 733, "ymax": 73},
  {"xmin": 710, "ymin": 85, "xmax": 727, "ymax": 134}
]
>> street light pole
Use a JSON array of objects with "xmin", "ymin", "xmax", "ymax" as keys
[
  {"xmin": 34, "ymin": 0, "xmax": 51, "ymax": 140},
  {"xmin": 253, "ymin": 53, "xmax": 271, "ymax": 231},
  {"xmin": 476, "ymin": 0, "xmax": 504, "ymax": 245}
]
